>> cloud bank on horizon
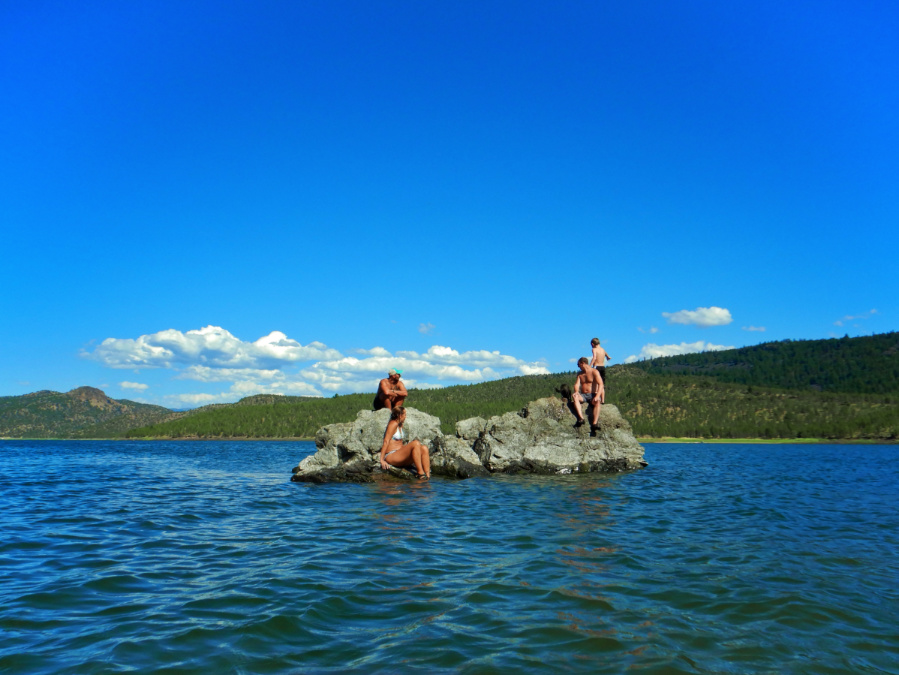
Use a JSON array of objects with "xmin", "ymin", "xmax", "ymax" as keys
[
  {"xmin": 624, "ymin": 341, "xmax": 735, "ymax": 363},
  {"xmin": 624, "ymin": 306, "xmax": 736, "ymax": 363},
  {"xmin": 84, "ymin": 326, "xmax": 549, "ymax": 406},
  {"xmin": 834, "ymin": 309, "xmax": 877, "ymax": 327}
]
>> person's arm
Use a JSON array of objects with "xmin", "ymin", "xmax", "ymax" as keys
[
  {"xmin": 378, "ymin": 379, "xmax": 391, "ymax": 398},
  {"xmin": 592, "ymin": 373, "xmax": 600, "ymax": 396},
  {"xmin": 597, "ymin": 377, "xmax": 605, "ymax": 402},
  {"xmin": 395, "ymin": 381, "xmax": 408, "ymax": 396},
  {"xmin": 590, "ymin": 349, "xmax": 597, "ymax": 367},
  {"xmin": 380, "ymin": 421, "xmax": 396, "ymax": 468},
  {"xmin": 605, "ymin": 351, "xmax": 611, "ymax": 362},
  {"xmin": 574, "ymin": 376, "xmax": 582, "ymax": 394}
]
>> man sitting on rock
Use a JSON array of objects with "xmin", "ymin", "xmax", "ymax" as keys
[
  {"xmin": 572, "ymin": 357, "xmax": 604, "ymax": 436},
  {"xmin": 374, "ymin": 368, "xmax": 408, "ymax": 410}
]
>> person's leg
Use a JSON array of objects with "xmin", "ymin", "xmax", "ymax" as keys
[
  {"xmin": 572, "ymin": 393, "xmax": 585, "ymax": 423},
  {"xmin": 384, "ymin": 445, "xmax": 413, "ymax": 468},
  {"xmin": 590, "ymin": 400, "xmax": 601, "ymax": 426},
  {"xmin": 420, "ymin": 444, "xmax": 431, "ymax": 478},
  {"xmin": 410, "ymin": 442, "xmax": 425, "ymax": 476}
]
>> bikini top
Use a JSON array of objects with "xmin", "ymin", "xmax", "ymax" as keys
[{"xmin": 392, "ymin": 426, "xmax": 405, "ymax": 441}]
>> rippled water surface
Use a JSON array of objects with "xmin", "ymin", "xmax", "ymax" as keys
[{"xmin": 1, "ymin": 440, "xmax": 897, "ymax": 674}]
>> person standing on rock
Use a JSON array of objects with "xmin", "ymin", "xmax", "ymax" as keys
[
  {"xmin": 379, "ymin": 407, "xmax": 431, "ymax": 480},
  {"xmin": 374, "ymin": 368, "xmax": 408, "ymax": 410},
  {"xmin": 590, "ymin": 338, "xmax": 611, "ymax": 384},
  {"xmin": 572, "ymin": 357, "xmax": 604, "ymax": 436}
]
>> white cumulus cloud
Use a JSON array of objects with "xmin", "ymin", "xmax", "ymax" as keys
[
  {"xmin": 662, "ymin": 306, "xmax": 732, "ymax": 327},
  {"xmin": 229, "ymin": 379, "xmax": 321, "ymax": 397},
  {"xmin": 165, "ymin": 392, "xmax": 230, "ymax": 407},
  {"xmin": 418, "ymin": 322, "xmax": 435, "ymax": 334},
  {"xmin": 85, "ymin": 325, "xmax": 342, "ymax": 370},
  {"xmin": 348, "ymin": 346, "xmax": 393, "ymax": 357},
  {"xmin": 303, "ymin": 344, "xmax": 548, "ymax": 391},
  {"xmin": 175, "ymin": 366, "xmax": 285, "ymax": 382},
  {"xmin": 119, "ymin": 381, "xmax": 148, "ymax": 391},
  {"xmin": 86, "ymin": 325, "xmax": 548, "ymax": 401},
  {"xmin": 624, "ymin": 341, "xmax": 735, "ymax": 363}
]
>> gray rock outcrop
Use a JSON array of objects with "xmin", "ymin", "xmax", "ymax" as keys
[{"xmin": 291, "ymin": 397, "xmax": 646, "ymax": 483}]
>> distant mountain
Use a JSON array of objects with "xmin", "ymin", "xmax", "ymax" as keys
[{"xmin": 0, "ymin": 387, "xmax": 177, "ymax": 438}]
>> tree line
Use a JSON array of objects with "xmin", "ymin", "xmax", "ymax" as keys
[
  {"xmin": 124, "ymin": 367, "xmax": 897, "ymax": 440},
  {"xmin": 628, "ymin": 332, "xmax": 899, "ymax": 394}
]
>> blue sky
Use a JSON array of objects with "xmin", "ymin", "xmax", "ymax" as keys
[{"xmin": 2, "ymin": 1, "xmax": 896, "ymax": 407}]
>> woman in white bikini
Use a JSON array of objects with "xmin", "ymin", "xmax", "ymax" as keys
[{"xmin": 379, "ymin": 407, "xmax": 431, "ymax": 480}]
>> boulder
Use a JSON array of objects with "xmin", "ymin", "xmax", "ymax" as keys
[
  {"xmin": 291, "ymin": 398, "xmax": 646, "ymax": 483},
  {"xmin": 473, "ymin": 398, "xmax": 646, "ymax": 474},
  {"xmin": 291, "ymin": 407, "xmax": 442, "ymax": 483},
  {"xmin": 431, "ymin": 435, "xmax": 491, "ymax": 479}
]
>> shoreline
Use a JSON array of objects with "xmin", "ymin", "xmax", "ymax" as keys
[
  {"xmin": 0, "ymin": 436, "xmax": 315, "ymax": 442},
  {"xmin": 639, "ymin": 437, "xmax": 898, "ymax": 444},
  {"xmin": 3, "ymin": 436, "xmax": 895, "ymax": 444}
]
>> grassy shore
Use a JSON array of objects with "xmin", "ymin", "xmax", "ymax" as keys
[{"xmin": 640, "ymin": 437, "xmax": 898, "ymax": 444}]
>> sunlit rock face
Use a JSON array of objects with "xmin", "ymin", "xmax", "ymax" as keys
[
  {"xmin": 291, "ymin": 398, "xmax": 646, "ymax": 484},
  {"xmin": 468, "ymin": 398, "xmax": 646, "ymax": 475}
]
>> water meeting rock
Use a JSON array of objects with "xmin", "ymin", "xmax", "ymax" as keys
[
  {"xmin": 472, "ymin": 397, "xmax": 646, "ymax": 474},
  {"xmin": 290, "ymin": 397, "xmax": 646, "ymax": 483}
]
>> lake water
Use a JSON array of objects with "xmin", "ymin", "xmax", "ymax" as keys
[{"xmin": 0, "ymin": 440, "xmax": 896, "ymax": 674}]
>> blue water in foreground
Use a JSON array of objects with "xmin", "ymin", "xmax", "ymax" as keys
[{"xmin": 1, "ymin": 441, "xmax": 897, "ymax": 674}]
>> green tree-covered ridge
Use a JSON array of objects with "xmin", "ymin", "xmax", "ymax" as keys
[
  {"xmin": 628, "ymin": 331, "xmax": 899, "ymax": 393},
  {"xmin": 123, "ymin": 332, "xmax": 898, "ymax": 441},
  {"xmin": 0, "ymin": 387, "xmax": 175, "ymax": 439}
]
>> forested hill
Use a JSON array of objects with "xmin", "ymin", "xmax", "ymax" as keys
[
  {"xmin": 0, "ymin": 387, "xmax": 176, "ymax": 438},
  {"xmin": 125, "ymin": 366, "xmax": 898, "ymax": 441},
  {"xmin": 627, "ymin": 332, "xmax": 899, "ymax": 394}
]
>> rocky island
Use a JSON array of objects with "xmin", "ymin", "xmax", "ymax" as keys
[{"xmin": 291, "ymin": 397, "xmax": 647, "ymax": 483}]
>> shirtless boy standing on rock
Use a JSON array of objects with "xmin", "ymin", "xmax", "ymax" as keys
[
  {"xmin": 572, "ymin": 357, "xmax": 604, "ymax": 435},
  {"xmin": 590, "ymin": 338, "xmax": 611, "ymax": 383}
]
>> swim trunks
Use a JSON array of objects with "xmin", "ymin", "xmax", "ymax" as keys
[{"xmin": 595, "ymin": 366, "xmax": 606, "ymax": 383}]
